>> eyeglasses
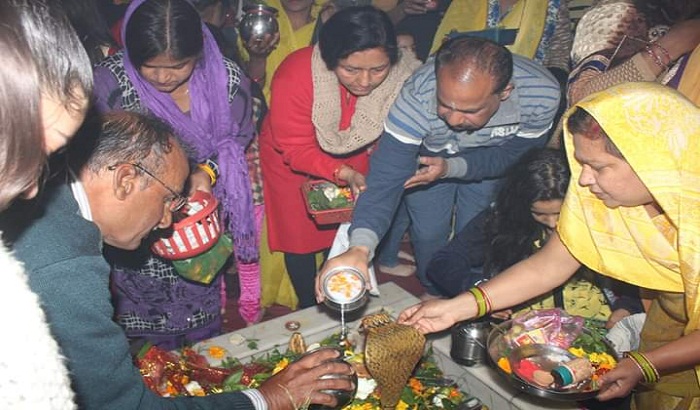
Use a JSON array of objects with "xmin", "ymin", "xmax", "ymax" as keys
[{"xmin": 108, "ymin": 162, "xmax": 188, "ymax": 213}]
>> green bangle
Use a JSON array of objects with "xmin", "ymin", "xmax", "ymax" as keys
[
  {"xmin": 477, "ymin": 284, "xmax": 492, "ymax": 313},
  {"xmin": 467, "ymin": 287, "xmax": 490, "ymax": 318},
  {"xmin": 625, "ymin": 351, "xmax": 660, "ymax": 384}
]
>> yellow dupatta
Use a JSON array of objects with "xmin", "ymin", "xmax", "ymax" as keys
[
  {"xmin": 558, "ymin": 82, "xmax": 700, "ymax": 378},
  {"xmin": 678, "ymin": 44, "xmax": 700, "ymax": 105},
  {"xmin": 241, "ymin": 0, "xmax": 325, "ymax": 310},
  {"xmin": 239, "ymin": 0, "xmax": 326, "ymax": 101},
  {"xmin": 429, "ymin": 0, "xmax": 548, "ymax": 56}
]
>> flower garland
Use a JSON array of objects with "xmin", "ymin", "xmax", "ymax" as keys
[{"xmin": 136, "ymin": 335, "xmax": 481, "ymax": 409}]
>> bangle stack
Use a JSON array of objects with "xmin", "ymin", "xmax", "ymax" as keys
[
  {"xmin": 644, "ymin": 42, "xmax": 672, "ymax": 70},
  {"xmin": 198, "ymin": 159, "xmax": 219, "ymax": 186},
  {"xmin": 467, "ymin": 285, "xmax": 492, "ymax": 318},
  {"xmin": 625, "ymin": 351, "xmax": 660, "ymax": 384}
]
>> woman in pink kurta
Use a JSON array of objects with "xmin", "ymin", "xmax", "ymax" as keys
[{"xmin": 260, "ymin": 6, "xmax": 419, "ymax": 307}]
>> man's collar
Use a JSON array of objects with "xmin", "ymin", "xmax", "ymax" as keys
[{"xmin": 68, "ymin": 169, "xmax": 93, "ymax": 221}]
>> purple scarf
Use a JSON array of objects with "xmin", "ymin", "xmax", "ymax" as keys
[{"xmin": 121, "ymin": 0, "xmax": 257, "ymax": 262}]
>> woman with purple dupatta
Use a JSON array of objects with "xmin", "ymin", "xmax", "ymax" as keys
[{"xmin": 93, "ymin": 0, "xmax": 259, "ymax": 349}]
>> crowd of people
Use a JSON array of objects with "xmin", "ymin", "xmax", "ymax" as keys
[{"xmin": 1, "ymin": 0, "xmax": 699, "ymax": 408}]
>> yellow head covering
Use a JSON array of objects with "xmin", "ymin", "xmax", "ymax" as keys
[
  {"xmin": 559, "ymin": 82, "xmax": 700, "ymax": 343},
  {"xmin": 430, "ymin": 0, "xmax": 549, "ymax": 57}
]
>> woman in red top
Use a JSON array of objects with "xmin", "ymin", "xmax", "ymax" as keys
[{"xmin": 260, "ymin": 6, "xmax": 418, "ymax": 307}]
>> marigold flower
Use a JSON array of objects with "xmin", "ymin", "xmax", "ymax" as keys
[
  {"xmin": 408, "ymin": 377, "xmax": 423, "ymax": 393},
  {"xmin": 208, "ymin": 345, "xmax": 227, "ymax": 360},
  {"xmin": 272, "ymin": 358, "xmax": 290, "ymax": 375},
  {"xmin": 497, "ymin": 356, "xmax": 512, "ymax": 374}
]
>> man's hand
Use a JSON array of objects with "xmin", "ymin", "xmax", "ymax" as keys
[
  {"xmin": 316, "ymin": 247, "xmax": 371, "ymax": 303},
  {"xmin": 258, "ymin": 348, "xmax": 355, "ymax": 410},
  {"xmin": 404, "ymin": 156, "xmax": 447, "ymax": 189}
]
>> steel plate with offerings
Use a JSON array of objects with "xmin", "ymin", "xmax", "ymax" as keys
[{"xmin": 486, "ymin": 308, "xmax": 619, "ymax": 401}]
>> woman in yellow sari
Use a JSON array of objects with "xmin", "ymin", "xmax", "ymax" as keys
[
  {"xmin": 399, "ymin": 82, "xmax": 700, "ymax": 409},
  {"xmin": 239, "ymin": 0, "xmax": 331, "ymax": 310},
  {"xmin": 429, "ymin": 0, "xmax": 571, "ymax": 74},
  {"xmin": 240, "ymin": 0, "xmax": 330, "ymax": 101}
]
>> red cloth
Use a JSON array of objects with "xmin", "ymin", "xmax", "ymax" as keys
[
  {"xmin": 111, "ymin": 18, "xmax": 123, "ymax": 48},
  {"xmin": 260, "ymin": 47, "xmax": 371, "ymax": 254}
]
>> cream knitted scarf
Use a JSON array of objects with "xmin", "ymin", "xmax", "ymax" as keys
[{"xmin": 311, "ymin": 45, "xmax": 420, "ymax": 154}]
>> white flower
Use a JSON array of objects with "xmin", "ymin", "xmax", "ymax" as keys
[
  {"xmin": 184, "ymin": 380, "xmax": 205, "ymax": 396},
  {"xmin": 432, "ymin": 393, "xmax": 448, "ymax": 408},
  {"xmin": 355, "ymin": 377, "xmax": 377, "ymax": 400},
  {"xmin": 305, "ymin": 342, "xmax": 321, "ymax": 352},
  {"xmin": 323, "ymin": 185, "xmax": 340, "ymax": 201}
]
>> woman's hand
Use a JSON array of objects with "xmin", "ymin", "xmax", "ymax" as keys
[
  {"xmin": 316, "ymin": 247, "xmax": 371, "ymax": 303},
  {"xmin": 490, "ymin": 309, "xmax": 513, "ymax": 321},
  {"xmin": 244, "ymin": 32, "xmax": 280, "ymax": 58},
  {"xmin": 188, "ymin": 168, "xmax": 213, "ymax": 196},
  {"xmin": 387, "ymin": 0, "xmax": 431, "ymax": 24},
  {"xmin": 606, "ymin": 308, "xmax": 631, "ymax": 329},
  {"xmin": 319, "ymin": 2, "xmax": 337, "ymax": 23},
  {"xmin": 596, "ymin": 357, "xmax": 643, "ymax": 401},
  {"xmin": 337, "ymin": 165, "xmax": 366, "ymax": 197},
  {"xmin": 398, "ymin": 295, "xmax": 472, "ymax": 334},
  {"xmin": 400, "ymin": 0, "xmax": 431, "ymax": 15}
]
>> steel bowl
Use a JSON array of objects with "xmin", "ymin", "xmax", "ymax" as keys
[
  {"xmin": 305, "ymin": 347, "xmax": 359, "ymax": 410},
  {"xmin": 321, "ymin": 266, "xmax": 368, "ymax": 312},
  {"xmin": 238, "ymin": 3, "xmax": 279, "ymax": 43}
]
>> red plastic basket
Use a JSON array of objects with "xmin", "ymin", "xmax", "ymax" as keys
[
  {"xmin": 151, "ymin": 190, "xmax": 221, "ymax": 260},
  {"xmin": 302, "ymin": 180, "xmax": 354, "ymax": 225}
]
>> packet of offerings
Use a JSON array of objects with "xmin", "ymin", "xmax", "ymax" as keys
[{"xmin": 505, "ymin": 308, "xmax": 584, "ymax": 349}]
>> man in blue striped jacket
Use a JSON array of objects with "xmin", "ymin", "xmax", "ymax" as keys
[{"xmin": 319, "ymin": 36, "xmax": 561, "ymax": 298}]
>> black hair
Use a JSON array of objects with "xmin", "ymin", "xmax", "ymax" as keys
[
  {"xmin": 125, "ymin": 0, "xmax": 203, "ymax": 68},
  {"xmin": 567, "ymin": 107, "xmax": 624, "ymax": 158},
  {"xmin": 191, "ymin": 0, "xmax": 221, "ymax": 12},
  {"xmin": 57, "ymin": 0, "xmax": 117, "ymax": 64},
  {"xmin": 68, "ymin": 111, "xmax": 179, "ymax": 183},
  {"xmin": 484, "ymin": 148, "xmax": 570, "ymax": 276},
  {"xmin": 435, "ymin": 36, "xmax": 513, "ymax": 94},
  {"xmin": 319, "ymin": 6, "xmax": 398, "ymax": 70}
]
